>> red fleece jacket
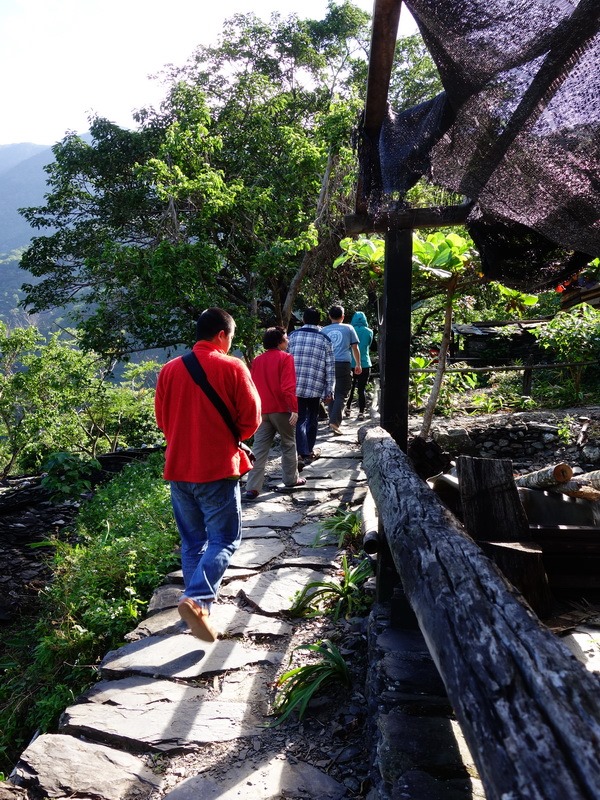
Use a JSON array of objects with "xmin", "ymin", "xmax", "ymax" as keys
[
  {"xmin": 250, "ymin": 349, "xmax": 298, "ymax": 414},
  {"xmin": 155, "ymin": 341, "xmax": 261, "ymax": 482}
]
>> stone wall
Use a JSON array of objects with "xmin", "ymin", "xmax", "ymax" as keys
[{"xmin": 412, "ymin": 407, "xmax": 600, "ymax": 474}]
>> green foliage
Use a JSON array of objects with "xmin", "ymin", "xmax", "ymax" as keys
[
  {"xmin": 0, "ymin": 453, "xmax": 179, "ymax": 771},
  {"xmin": 289, "ymin": 555, "xmax": 373, "ymax": 620},
  {"xmin": 408, "ymin": 356, "xmax": 434, "ymax": 409},
  {"xmin": 557, "ymin": 415, "xmax": 575, "ymax": 445},
  {"xmin": 19, "ymin": 6, "xmax": 378, "ymax": 355},
  {"xmin": 314, "ymin": 509, "xmax": 362, "ymax": 549},
  {"xmin": 469, "ymin": 391, "xmax": 535, "ymax": 414},
  {"xmin": 41, "ymin": 452, "xmax": 101, "ymax": 500},
  {"xmin": 532, "ymin": 304, "xmax": 600, "ymax": 398},
  {"xmin": 389, "ymin": 34, "xmax": 443, "ymax": 110},
  {"xmin": 0, "ymin": 323, "xmax": 160, "ymax": 477},
  {"xmin": 270, "ymin": 639, "xmax": 351, "ymax": 725}
]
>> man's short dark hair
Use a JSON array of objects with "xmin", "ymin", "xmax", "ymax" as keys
[
  {"xmin": 196, "ymin": 308, "xmax": 235, "ymax": 341},
  {"xmin": 328, "ymin": 305, "xmax": 344, "ymax": 320},
  {"xmin": 263, "ymin": 326, "xmax": 286, "ymax": 350},
  {"xmin": 303, "ymin": 307, "xmax": 320, "ymax": 325}
]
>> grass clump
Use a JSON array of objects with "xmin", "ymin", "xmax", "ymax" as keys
[
  {"xmin": 270, "ymin": 639, "xmax": 351, "ymax": 725},
  {"xmin": 289, "ymin": 555, "xmax": 373, "ymax": 621},
  {"xmin": 0, "ymin": 451, "xmax": 179, "ymax": 774},
  {"xmin": 313, "ymin": 508, "xmax": 362, "ymax": 550}
]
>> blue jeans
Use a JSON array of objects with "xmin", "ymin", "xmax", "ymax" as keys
[
  {"xmin": 296, "ymin": 396, "xmax": 321, "ymax": 457},
  {"xmin": 170, "ymin": 479, "xmax": 242, "ymax": 610}
]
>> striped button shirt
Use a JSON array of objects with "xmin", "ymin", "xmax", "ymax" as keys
[{"xmin": 287, "ymin": 325, "xmax": 335, "ymax": 399}]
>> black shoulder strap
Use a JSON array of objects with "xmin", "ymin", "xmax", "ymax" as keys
[{"xmin": 181, "ymin": 351, "xmax": 240, "ymax": 443}]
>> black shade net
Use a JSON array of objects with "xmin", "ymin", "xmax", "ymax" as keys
[{"xmin": 366, "ymin": 0, "xmax": 600, "ymax": 290}]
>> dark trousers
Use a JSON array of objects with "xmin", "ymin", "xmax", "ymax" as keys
[
  {"xmin": 296, "ymin": 397, "xmax": 321, "ymax": 457},
  {"xmin": 346, "ymin": 367, "xmax": 371, "ymax": 413},
  {"xmin": 329, "ymin": 362, "xmax": 353, "ymax": 426}
]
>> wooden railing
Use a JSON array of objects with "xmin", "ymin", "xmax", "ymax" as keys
[{"xmin": 360, "ymin": 425, "xmax": 600, "ymax": 800}]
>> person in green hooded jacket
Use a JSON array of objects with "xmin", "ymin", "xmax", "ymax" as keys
[{"xmin": 345, "ymin": 311, "xmax": 373, "ymax": 420}]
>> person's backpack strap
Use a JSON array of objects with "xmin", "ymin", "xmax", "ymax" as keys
[{"xmin": 181, "ymin": 351, "xmax": 240, "ymax": 444}]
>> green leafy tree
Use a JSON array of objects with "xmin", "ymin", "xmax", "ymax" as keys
[
  {"xmin": 532, "ymin": 303, "xmax": 600, "ymax": 399},
  {"xmin": 335, "ymin": 231, "xmax": 540, "ymax": 435},
  {"xmin": 19, "ymin": 4, "xmax": 375, "ymax": 358},
  {"xmin": 0, "ymin": 324, "xmax": 159, "ymax": 477}
]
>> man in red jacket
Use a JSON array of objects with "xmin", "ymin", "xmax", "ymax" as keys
[
  {"xmin": 243, "ymin": 326, "xmax": 306, "ymax": 500},
  {"xmin": 155, "ymin": 308, "xmax": 261, "ymax": 642}
]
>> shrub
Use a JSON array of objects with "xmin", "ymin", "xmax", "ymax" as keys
[{"xmin": 0, "ymin": 452, "xmax": 179, "ymax": 773}]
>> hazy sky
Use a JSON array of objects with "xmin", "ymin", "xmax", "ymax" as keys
[{"xmin": 0, "ymin": 0, "xmax": 416, "ymax": 146}]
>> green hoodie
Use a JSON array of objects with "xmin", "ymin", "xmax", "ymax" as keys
[{"xmin": 350, "ymin": 312, "xmax": 373, "ymax": 368}]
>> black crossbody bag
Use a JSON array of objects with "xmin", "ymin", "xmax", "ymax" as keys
[{"xmin": 182, "ymin": 351, "xmax": 255, "ymax": 464}]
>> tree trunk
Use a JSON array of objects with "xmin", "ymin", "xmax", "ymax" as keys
[
  {"xmin": 281, "ymin": 150, "xmax": 336, "ymax": 328},
  {"xmin": 418, "ymin": 274, "xmax": 458, "ymax": 440}
]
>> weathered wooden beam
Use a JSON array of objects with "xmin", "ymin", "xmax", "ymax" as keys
[
  {"xmin": 360, "ymin": 425, "xmax": 600, "ymax": 800},
  {"xmin": 363, "ymin": 0, "xmax": 403, "ymax": 139},
  {"xmin": 345, "ymin": 202, "xmax": 471, "ymax": 234}
]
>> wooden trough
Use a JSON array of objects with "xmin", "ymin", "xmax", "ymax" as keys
[{"xmin": 360, "ymin": 425, "xmax": 600, "ymax": 800}]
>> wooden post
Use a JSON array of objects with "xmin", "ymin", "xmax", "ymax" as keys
[
  {"xmin": 380, "ymin": 228, "xmax": 412, "ymax": 450},
  {"xmin": 457, "ymin": 456, "xmax": 529, "ymax": 542}
]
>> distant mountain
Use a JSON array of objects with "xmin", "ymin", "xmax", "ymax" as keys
[
  {"xmin": 0, "ymin": 142, "xmax": 58, "ymax": 329},
  {"xmin": 0, "ymin": 143, "xmax": 56, "ymax": 253},
  {"xmin": 0, "ymin": 142, "xmax": 49, "ymax": 174}
]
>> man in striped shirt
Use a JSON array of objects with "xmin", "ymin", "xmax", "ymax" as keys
[{"xmin": 287, "ymin": 308, "xmax": 335, "ymax": 461}]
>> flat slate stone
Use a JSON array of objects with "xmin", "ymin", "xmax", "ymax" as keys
[
  {"xmin": 12, "ymin": 734, "xmax": 161, "ymax": 800},
  {"xmin": 291, "ymin": 490, "xmax": 332, "ymax": 504},
  {"xmin": 304, "ymin": 500, "xmax": 342, "ymax": 517},
  {"xmin": 241, "ymin": 526, "xmax": 279, "ymax": 539},
  {"xmin": 126, "ymin": 603, "xmax": 292, "ymax": 641},
  {"xmin": 303, "ymin": 457, "xmax": 363, "ymax": 477},
  {"xmin": 220, "ymin": 567, "xmax": 328, "ymax": 614},
  {"xmin": 279, "ymin": 547, "xmax": 339, "ymax": 568},
  {"xmin": 100, "ymin": 634, "xmax": 283, "ymax": 680},
  {"xmin": 291, "ymin": 521, "xmax": 326, "ymax": 545},
  {"xmin": 125, "ymin": 607, "xmax": 186, "ymax": 640},
  {"xmin": 60, "ymin": 675, "xmax": 263, "ymax": 750},
  {"xmin": 241, "ymin": 505, "xmax": 304, "ymax": 528},
  {"xmin": 229, "ymin": 538, "xmax": 285, "ymax": 568},
  {"xmin": 148, "ymin": 584, "xmax": 183, "ymax": 615},
  {"xmin": 161, "ymin": 756, "xmax": 347, "ymax": 800}
]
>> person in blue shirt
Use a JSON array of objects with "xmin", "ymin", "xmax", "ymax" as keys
[
  {"xmin": 321, "ymin": 305, "xmax": 362, "ymax": 434},
  {"xmin": 344, "ymin": 311, "xmax": 373, "ymax": 420}
]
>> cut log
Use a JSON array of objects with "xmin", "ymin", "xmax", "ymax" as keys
[
  {"xmin": 548, "ymin": 481, "xmax": 600, "ymax": 501},
  {"xmin": 457, "ymin": 455, "xmax": 529, "ymax": 542},
  {"xmin": 360, "ymin": 426, "xmax": 600, "ymax": 800},
  {"xmin": 514, "ymin": 463, "xmax": 573, "ymax": 488},
  {"xmin": 574, "ymin": 469, "xmax": 600, "ymax": 490}
]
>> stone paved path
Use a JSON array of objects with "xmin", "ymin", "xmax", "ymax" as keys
[
  {"xmin": 7, "ymin": 417, "xmax": 374, "ymax": 800},
  {"xmin": 5, "ymin": 413, "xmax": 600, "ymax": 800}
]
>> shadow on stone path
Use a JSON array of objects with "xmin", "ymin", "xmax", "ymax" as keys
[{"xmin": 7, "ymin": 418, "xmax": 370, "ymax": 800}]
